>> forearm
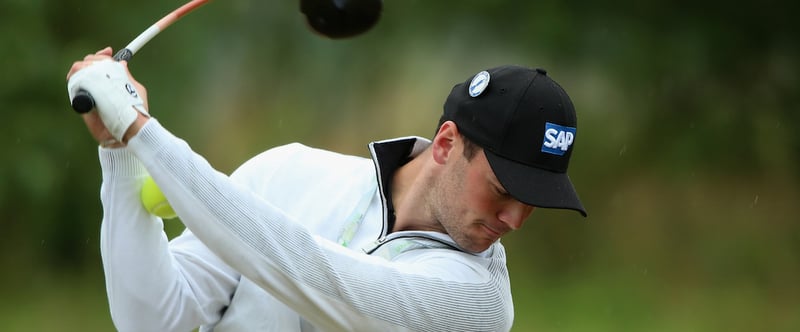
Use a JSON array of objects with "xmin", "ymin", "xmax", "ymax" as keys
[{"xmin": 98, "ymin": 147, "xmax": 233, "ymax": 331}]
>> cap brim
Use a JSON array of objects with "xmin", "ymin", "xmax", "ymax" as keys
[{"xmin": 484, "ymin": 150, "xmax": 587, "ymax": 217}]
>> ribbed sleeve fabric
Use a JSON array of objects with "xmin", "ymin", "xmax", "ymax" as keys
[
  {"xmin": 98, "ymin": 145, "xmax": 239, "ymax": 332},
  {"xmin": 122, "ymin": 119, "xmax": 513, "ymax": 331}
]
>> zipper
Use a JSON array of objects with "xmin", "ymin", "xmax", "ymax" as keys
[{"xmin": 363, "ymin": 231, "xmax": 462, "ymax": 255}]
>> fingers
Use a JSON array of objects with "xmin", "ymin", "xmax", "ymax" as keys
[
  {"xmin": 67, "ymin": 62, "xmax": 86, "ymax": 81},
  {"xmin": 66, "ymin": 47, "xmax": 115, "ymax": 81},
  {"xmin": 95, "ymin": 47, "xmax": 113, "ymax": 56},
  {"xmin": 84, "ymin": 47, "xmax": 113, "ymax": 61}
]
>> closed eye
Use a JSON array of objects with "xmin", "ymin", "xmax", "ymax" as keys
[{"xmin": 494, "ymin": 184, "xmax": 510, "ymax": 197}]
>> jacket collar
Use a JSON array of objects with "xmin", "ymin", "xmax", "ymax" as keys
[{"xmin": 367, "ymin": 136, "xmax": 431, "ymax": 237}]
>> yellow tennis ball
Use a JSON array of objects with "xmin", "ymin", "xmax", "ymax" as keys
[{"xmin": 141, "ymin": 176, "xmax": 177, "ymax": 219}]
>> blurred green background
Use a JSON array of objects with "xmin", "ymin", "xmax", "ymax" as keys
[{"xmin": 1, "ymin": 0, "xmax": 798, "ymax": 331}]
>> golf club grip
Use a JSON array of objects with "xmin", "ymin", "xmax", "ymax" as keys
[{"xmin": 71, "ymin": 49, "xmax": 134, "ymax": 113}]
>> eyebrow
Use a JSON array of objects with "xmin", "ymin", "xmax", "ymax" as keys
[{"xmin": 487, "ymin": 174, "xmax": 508, "ymax": 195}]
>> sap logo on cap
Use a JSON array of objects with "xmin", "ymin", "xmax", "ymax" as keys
[
  {"xmin": 468, "ymin": 70, "xmax": 490, "ymax": 97},
  {"xmin": 541, "ymin": 122, "xmax": 576, "ymax": 156}
]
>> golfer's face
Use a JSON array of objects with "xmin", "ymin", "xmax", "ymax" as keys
[{"xmin": 435, "ymin": 150, "xmax": 535, "ymax": 252}]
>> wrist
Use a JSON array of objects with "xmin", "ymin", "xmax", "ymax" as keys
[
  {"xmin": 99, "ymin": 138, "xmax": 125, "ymax": 148},
  {"xmin": 122, "ymin": 113, "xmax": 150, "ymax": 144}
]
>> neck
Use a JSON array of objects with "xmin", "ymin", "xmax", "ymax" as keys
[{"xmin": 390, "ymin": 149, "xmax": 441, "ymax": 233}]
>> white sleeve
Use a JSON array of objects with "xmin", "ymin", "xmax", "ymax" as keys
[
  {"xmin": 126, "ymin": 119, "xmax": 514, "ymax": 331},
  {"xmin": 98, "ymin": 147, "xmax": 239, "ymax": 332}
]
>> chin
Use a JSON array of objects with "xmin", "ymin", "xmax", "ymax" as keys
[{"xmin": 457, "ymin": 239, "xmax": 494, "ymax": 253}]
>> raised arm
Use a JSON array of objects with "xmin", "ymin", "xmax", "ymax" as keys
[{"xmin": 68, "ymin": 55, "xmax": 513, "ymax": 331}]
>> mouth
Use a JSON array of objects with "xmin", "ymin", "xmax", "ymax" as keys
[{"xmin": 481, "ymin": 223, "xmax": 502, "ymax": 238}]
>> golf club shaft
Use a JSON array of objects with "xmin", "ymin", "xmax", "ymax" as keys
[{"xmin": 71, "ymin": 0, "xmax": 210, "ymax": 113}]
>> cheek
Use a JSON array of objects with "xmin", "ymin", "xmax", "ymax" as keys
[{"xmin": 461, "ymin": 175, "xmax": 498, "ymax": 215}]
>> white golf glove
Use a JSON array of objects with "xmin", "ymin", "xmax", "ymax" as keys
[{"xmin": 67, "ymin": 60, "xmax": 148, "ymax": 141}]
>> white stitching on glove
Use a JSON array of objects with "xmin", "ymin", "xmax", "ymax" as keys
[{"xmin": 67, "ymin": 60, "xmax": 148, "ymax": 141}]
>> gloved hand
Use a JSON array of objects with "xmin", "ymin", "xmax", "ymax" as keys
[{"xmin": 67, "ymin": 59, "xmax": 149, "ymax": 141}]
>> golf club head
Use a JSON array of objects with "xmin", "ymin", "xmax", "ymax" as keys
[{"xmin": 300, "ymin": 0, "xmax": 382, "ymax": 39}]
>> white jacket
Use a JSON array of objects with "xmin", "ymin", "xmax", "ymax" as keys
[{"xmin": 99, "ymin": 119, "xmax": 514, "ymax": 331}]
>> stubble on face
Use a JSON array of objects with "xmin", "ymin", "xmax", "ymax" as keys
[{"xmin": 427, "ymin": 151, "xmax": 498, "ymax": 253}]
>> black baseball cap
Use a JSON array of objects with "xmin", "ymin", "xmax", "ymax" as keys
[{"xmin": 440, "ymin": 65, "xmax": 587, "ymax": 217}]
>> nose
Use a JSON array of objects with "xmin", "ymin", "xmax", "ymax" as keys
[{"xmin": 497, "ymin": 202, "xmax": 535, "ymax": 230}]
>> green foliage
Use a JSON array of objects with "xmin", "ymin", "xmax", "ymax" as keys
[{"xmin": 0, "ymin": 0, "xmax": 797, "ymax": 331}]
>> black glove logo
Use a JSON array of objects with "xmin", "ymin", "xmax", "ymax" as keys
[{"xmin": 125, "ymin": 83, "xmax": 139, "ymax": 98}]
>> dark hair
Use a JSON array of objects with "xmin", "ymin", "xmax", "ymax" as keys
[
  {"xmin": 461, "ymin": 134, "xmax": 479, "ymax": 161},
  {"xmin": 435, "ymin": 120, "xmax": 480, "ymax": 161}
]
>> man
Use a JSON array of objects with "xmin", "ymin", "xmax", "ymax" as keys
[{"xmin": 67, "ymin": 47, "xmax": 586, "ymax": 331}]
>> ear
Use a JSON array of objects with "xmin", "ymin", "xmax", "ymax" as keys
[{"xmin": 431, "ymin": 121, "xmax": 460, "ymax": 165}]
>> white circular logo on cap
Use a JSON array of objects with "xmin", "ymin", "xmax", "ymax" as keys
[{"xmin": 468, "ymin": 70, "xmax": 490, "ymax": 97}]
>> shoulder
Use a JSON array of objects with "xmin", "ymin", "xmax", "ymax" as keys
[
  {"xmin": 229, "ymin": 143, "xmax": 375, "ymax": 201},
  {"xmin": 234, "ymin": 143, "xmax": 323, "ymax": 172},
  {"xmin": 231, "ymin": 143, "xmax": 369, "ymax": 180},
  {"xmin": 390, "ymin": 243, "xmax": 514, "ymax": 329},
  {"xmin": 391, "ymin": 241, "xmax": 509, "ymax": 281}
]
